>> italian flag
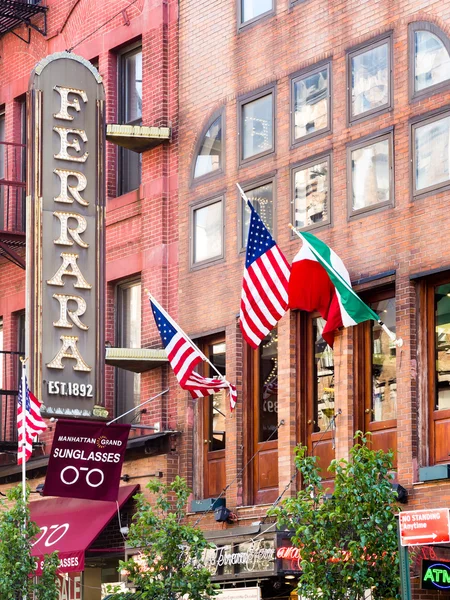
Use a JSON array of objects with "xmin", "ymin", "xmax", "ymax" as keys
[{"xmin": 288, "ymin": 231, "xmax": 380, "ymax": 347}]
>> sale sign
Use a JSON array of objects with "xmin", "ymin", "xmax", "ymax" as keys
[{"xmin": 43, "ymin": 419, "xmax": 130, "ymax": 501}]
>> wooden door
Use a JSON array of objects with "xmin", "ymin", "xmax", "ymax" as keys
[
  {"xmin": 428, "ymin": 280, "xmax": 450, "ymax": 464},
  {"xmin": 306, "ymin": 317, "xmax": 335, "ymax": 489},
  {"xmin": 203, "ymin": 339, "xmax": 226, "ymax": 498},
  {"xmin": 359, "ymin": 293, "xmax": 397, "ymax": 466},
  {"xmin": 252, "ymin": 329, "xmax": 279, "ymax": 505}
]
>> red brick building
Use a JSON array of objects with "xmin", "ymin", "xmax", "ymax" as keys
[
  {"xmin": 0, "ymin": 0, "xmax": 179, "ymax": 597},
  {"xmin": 1, "ymin": 0, "xmax": 450, "ymax": 598},
  {"xmin": 177, "ymin": 0, "xmax": 450, "ymax": 598}
]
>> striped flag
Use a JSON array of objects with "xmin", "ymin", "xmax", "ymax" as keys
[
  {"xmin": 240, "ymin": 199, "xmax": 291, "ymax": 348},
  {"xmin": 150, "ymin": 299, "xmax": 237, "ymax": 410},
  {"xmin": 17, "ymin": 365, "xmax": 47, "ymax": 465},
  {"xmin": 289, "ymin": 230, "xmax": 383, "ymax": 347}
]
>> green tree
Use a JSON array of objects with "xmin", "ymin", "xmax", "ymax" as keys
[
  {"xmin": 271, "ymin": 433, "xmax": 400, "ymax": 600},
  {"xmin": 110, "ymin": 476, "xmax": 219, "ymax": 600},
  {"xmin": 0, "ymin": 485, "xmax": 59, "ymax": 600}
]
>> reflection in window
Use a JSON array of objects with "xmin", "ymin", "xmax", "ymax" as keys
[
  {"xmin": 351, "ymin": 138, "xmax": 390, "ymax": 211},
  {"xmin": 414, "ymin": 115, "xmax": 450, "ymax": 193},
  {"xmin": 293, "ymin": 159, "xmax": 329, "ymax": 229},
  {"xmin": 259, "ymin": 329, "xmax": 278, "ymax": 442},
  {"xmin": 115, "ymin": 281, "xmax": 141, "ymax": 423},
  {"xmin": 208, "ymin": 342, "xmax": 226, "ymax": 452},
  {"xmin": 194, "ymin": 117, "xmax": 222, "ymax": 179},
  {"xmin": 313, "ymin": 318, "xmax": 334, "ymax": 433},
  {"xmin": 293, "ymin": 67, "xmax": 329, "ymax": 141},
  {"xmin": 415, "ymin": 30, "xmax": 450, "ymax": 92},
  {"xmin": 241, "ymin": 0, "xmax": 272, "ymax": 23},
  {"xmin": 351, "ymin": 42, "xmax": 389, "ymax": 118},
  {"xmin": 371, "ymin": 298, "xmax": 397, "ymax": 421},
  {"xmin": 193, "ymin": 200, "xmax": 223, "ymax": 264},
  {"xmin": 242, "ymin": 182, "xmax": 273, "ymax": 248},
  {"xmin": 119, "ymin": 47, "xmax": 143, "ymax": 195},
  {"xmin": 435, "ymin": 284, "xmax": 450, "ymax": 410},
  {"xmin": 242, "ymin": 94, "xmax": 273, "ymax": 160}
]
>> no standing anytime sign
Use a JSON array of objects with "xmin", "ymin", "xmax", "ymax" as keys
[{"xmin": 399, "ymin": 508, "xmax": 450, "ymax": 546}]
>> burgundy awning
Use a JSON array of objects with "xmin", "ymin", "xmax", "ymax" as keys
[{"xmin": 30, "ymin": 484, "xmax": 139, "ymax": 574}]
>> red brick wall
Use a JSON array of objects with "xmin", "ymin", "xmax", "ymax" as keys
[
  {"xmin": 0, "ymin": 0, "xmax": 180, "ymax": 499},
  {"xmin": 177, "ymin": 0, "xmax": 450, "ymax": 550}
]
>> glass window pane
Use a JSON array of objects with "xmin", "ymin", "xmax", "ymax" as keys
[
  {"xmin": 124, "ymin": 50, "xmax": 142, "ymax": 124},
  {"xmin": 415, "ymin": 115, "xmax": 450, "ymax": 192},
  {"xmin": 193, "ymin": 200, "xmax": 223, "ymax": 264},
  {"xmin": 259, "ymin": 329, "xmax": 278, "ymax": 442},
  {"xmin": 435, "ymin": 284, "xmax": 450, "ymax": 411},
  {"xmin": 208, "ymin": 342, "xmax": 226, "ymax": 452},
  {"xmin": 242, "ymin": 0, "xmax": 272, "ymax": 23},
  {"xmin": 415, "ymin": 31, "xmax": 450, "ymax": 92},
  {"xmin": 313, "ymin": 318, "xmax": 334, "ymax": 433},
  {"xmin": 293, "ymin": 68, "xmax": 329, "ymax": 140},
  {"xmin": 371, "ymin": 298, "xmax": 396, "ymax": 421},
  {"xmin": 293, "ymin": 160, "xmax": 329, "ymax": 229},
  {"xmin": 351, "ymin": 138, "xmax": 390, "ymax": 211},
  {"xmin": 351, "ymin": 42, "xmax": 389, "ymax": 117},
  {"xmin": 242, "ymin": 183, "xmax": 273, "ymax": 248},
  {"xmin": 194, "ymin": 117, "xmax": 222, "ymax": 178},
  {"xmin": 116, "ymin": 282, "xmax": 141, "ymax": 424},
  {"xmin": 242, "ymin": 95, "xmax": 273, "ymax": 160}
]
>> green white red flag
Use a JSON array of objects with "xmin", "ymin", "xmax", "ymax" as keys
[{"xmin": 288, "ymin": 230, "xmax": 381, "ymax": 347}]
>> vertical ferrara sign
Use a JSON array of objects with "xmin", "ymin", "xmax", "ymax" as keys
[{"xmin": 27, "ymin": 53, "xmax": 105, "ymax": 417}]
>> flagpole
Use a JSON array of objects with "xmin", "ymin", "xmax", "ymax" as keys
[
  {"xmin": 145, "ymin": 290, "xmax": 232, "ymax": 386},
  {"xmin": 236, "ymin": 182, "xmax": 251, "ymax": 205},
  {"xmin": 20, "ymin": 358, "xmax": 27, "ymax": 505},
  {"xmin": 289, "ymin": 223, "xmax": 403, "ymax": 348},
  {"xmin": 106, "ymin": 388, "xmax": 169, "ymax": 425},
  {"xmin": 19, "ymin": 358, "xmax": 27, "ymax": 600}
]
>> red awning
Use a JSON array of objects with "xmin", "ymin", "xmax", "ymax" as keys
[{"xmin": 30, "ymin": 484, "xmax": 139, "ymax": 574}]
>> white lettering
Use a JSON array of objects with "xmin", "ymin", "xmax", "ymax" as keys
[
  {"xmin": 53, "ymin": 212, "xmax": 89, "ymax": 248},
  {"xmin": 52, "ymin": 294, "xmax": 88, "ymax": 330},
  {"xmin": 54, "ymin": 127, "xmax": 88, "ymax": 163},
  {"xmin": 54, "ymin": 169, "xmax": 88, "ymax": 206},
  {"xmin": 53, "ymin": 86, "xmax": 88, "ymax": 121},
  {"xmin": 47, "ymin": 253, "xmax": 92, "ymax": 289},
  {"xmin": 47, "ymin": 335, "xmax": 92, "ymax": 372}
]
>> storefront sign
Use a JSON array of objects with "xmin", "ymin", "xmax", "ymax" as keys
[
  {"xmin": 27, "ymin": 52, "xmax": 105, "ymax": 417},
  {"xmin": 422, "ymin": 559, "xmax": 450, "ymax": 590},
  {"xmin": 57, "ymin": 573, "xmax": 82, "ymax": 600},
  {"xmin": 216, "ymin": 587, "xmax": 261, "ymax": 600},
  {"xmin": 399, "ymin": 508, "xmax": 450, "ymax": 546},
  {"xmin": 43, "ymin": 419, "xmax": 130, "ymax": 501},
  {"xmin": 203, "ymin": 539, "xmax": 275, "ymax": 576}
]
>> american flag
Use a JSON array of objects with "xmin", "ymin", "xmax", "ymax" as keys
[
  {"xmin": 240, "ymin": 199, "xmax": 291, "ymax": 348},
  {"xmin": 150, "ymin": 299, "xmax": 237, "ymax": 410},
  {"xmin": 17, "ymin": 365, "xmax": 47, "ymax": 465}
]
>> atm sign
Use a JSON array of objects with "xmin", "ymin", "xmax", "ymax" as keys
[{"xmin": 422, "ymin": 560, "xmax": 450, "ymax": 590}]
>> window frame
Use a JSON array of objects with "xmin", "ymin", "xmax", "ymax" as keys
[
  {"xmin": 190, "ymin": 194, "xmax": 226, "ymax": 270},
  {"xmin": 347, "ymin": 128, "xmax": 394, "ymax": 219},
  {"xmin": 117, "ymin": 41, "xmax": 143, "ymax": 197},
  {"xmin": 409, "ymin": 21, "xmax": 450, "ymax": 102},
  {"xmin": 290, "ymin": 151, "xmax": 332, "ymax": 234},
  {"xmin": 238, "ymin": 84, "xmax": 276, "ymax": 166},
  {"xmin": 190, "ymin": 109, "xmax": 225, "ymax": 186},
  {"xmin": 114, "ymin": 277, "xmax": 142, "ymax": 423},
  {"xmin": 423, "ymin": 272, "xmax": 450, "ymax": 466},
  {"xmin": 238, "ymin": 0, "xmax": 275, "ymax": 30},
  {"xmin": 290, "ymin": 60, "xmax": 332, "ymax": 147},
  {"xmin": 354, "ymin": 287, "xmax": 397, "ymax": 439},
  {"xmin": 411, "ymin": 106, "xmax": 450, "ymax": 200},
  {"xmin": 347, "ymin": 32, "xmax": 393, "ymax": 125},
  {"xmin": 237, "ymin": 173, "xmax": 276, "ymax": 254}
]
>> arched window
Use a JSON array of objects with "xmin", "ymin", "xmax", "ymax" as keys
[
  {"xmin": 193, "ymin": 114, "xmax": 223, "ymax": 181},
  {"xmin": 410, "ymin": 22, "xmax": 450, "ymax": 99}
]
